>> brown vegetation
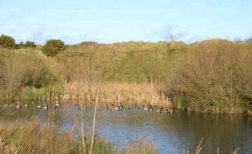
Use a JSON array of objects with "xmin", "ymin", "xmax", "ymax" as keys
[
  {"xmin": 62, "ymin": 82, "xmax": 172, "ymax": 108},
  {"xmin": 167, "ymin": 39, "xmax": 252, "ymax": 114},
  {"xmin": 1, "ymin": 38, "xmax": 252, "ymax": 115}
]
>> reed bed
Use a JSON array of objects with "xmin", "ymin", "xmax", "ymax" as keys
[{"xmin": 62, "ymin": 82, "xmax": 172, "ymax": 107}]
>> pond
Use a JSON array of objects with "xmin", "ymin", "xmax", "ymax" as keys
[{"xmin": 1, "ymin": 101, "xmax": 252, "ymax": 154}]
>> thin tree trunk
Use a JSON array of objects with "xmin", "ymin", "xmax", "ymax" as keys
[
  {"xmin": 89, "ymin": 83, "xmax": 100, "ymax": 154},
  {"xmin": 80, "ymin": 103, "xmax": 86, "ymax": 153}
]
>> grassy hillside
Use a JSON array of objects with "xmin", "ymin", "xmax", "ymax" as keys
[
  {"xmin": 57, "ymin": 41, "xmax": 188, "ymax": 82},
  {"xmin": 1, "ymin": 39, "xmax": 252, "ymax": 115}
]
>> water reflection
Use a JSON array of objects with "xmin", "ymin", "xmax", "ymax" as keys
[{"xmin": 0, "ymin": 101, "xmax": 251, "ymax": 154}]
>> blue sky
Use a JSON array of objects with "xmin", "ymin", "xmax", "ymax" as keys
[{"xmin": 0, "ymin": 0, "xmax": 251, "ymax": 44}]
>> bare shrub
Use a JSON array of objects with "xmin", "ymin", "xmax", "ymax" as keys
[
  {"xmin": 168, "ymin": 39, "xmax": 252, "ymax": 113},
  {"xmin": 0, "ymin": 54, "xmax": 31, "ymax": 99}
]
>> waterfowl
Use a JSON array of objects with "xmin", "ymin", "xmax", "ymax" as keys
[
  {"xmin": 15, "ymin": 104, "xmax": 21, "ymax": 109},
  {"xmin": 74, "ymin": 104, "xmax": 79, "ymax": 109},
  {"xmin": 162, "ymin": 108, "xmax": 168, "ymax": 113},
  {"xmin": 36, "ymin": 105, "xmax": 42, "ymax": 108},
  {"xmin": 55, "ymin": 101, "xmax": 60, "ymax": 107},
  {"xmin": 143, "ymin": 105, "xmax": 148, "ymax": 111},
  {"xmin": 43, "ymin": 104, "xmax": 48, "ymax": 109},
  {"xmin": 24, "ymin": 104, "xmax": 29, "ymax": 107},
  {"xmin": 114, "ymin": 106, "xmax": 119, "ymax": 110}
]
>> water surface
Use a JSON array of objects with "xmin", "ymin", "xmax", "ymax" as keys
[{"xmin": 1, "ymin": 101, "xmax": 252, "ymax": 154}]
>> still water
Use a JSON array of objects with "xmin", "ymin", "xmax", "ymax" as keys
[{"xmin": 1, "ymin": 101, "xmax": 252, "ymax": 154}]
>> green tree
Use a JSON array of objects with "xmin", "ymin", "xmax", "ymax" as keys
[
  {"xmin": 42, "ymin": 39, "xmax": 66, "ymax": 56},
  {"xmin": 0, "ymin": 34, "xmax": 15, "ymax": 49},
  {"xmin": 15, "ymin": 42, "xmax": 25, "ymax": 49},
  {"xmin": 24, "ymin": 41, "xmax": 36, "ymax": 48}
]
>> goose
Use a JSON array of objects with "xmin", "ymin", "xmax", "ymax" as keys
[
  {"xmin": 43, "ymin": 104, "xmax": 48, "ymax": 109},
  {"xmin": 15, "ymin": 104, "xmax": 21, "ymax": 109},
  {"xmin": 114, "ymin": 106, "xmax": 119, "ymax": 110},
  {"xmin": 162, "ymin": 108, "xmax": 168, "ymax": 113},
  {"xmin": 74, "ymin": 104, "xmax": 79, "ymax": 109},
  {"xmin": 169, "ymin": 109, "xmax": 174, "ymax": 114},
  {"xmin": 83, "ymin": 105, "xmax": 87, "ymax": 111},
  {"xmin": 36, "ymin": 105, "xmax": 42, "ymax": 108},
  {"xmin": 55, "ymin": 101, "xmax": 60, "ymax": 107},
  {"xmin": 143, "ymin": 105, "xmax": 148, "ymax": 111}
]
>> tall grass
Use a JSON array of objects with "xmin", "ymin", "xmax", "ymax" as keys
[{"xmin": 0, "ymin": 120, "xmax": 158, "ymax": 154}]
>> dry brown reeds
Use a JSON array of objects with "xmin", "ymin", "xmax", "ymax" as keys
[{"xmin": 62, "ymin": 81, "xmax": 172, "ymax": 107}]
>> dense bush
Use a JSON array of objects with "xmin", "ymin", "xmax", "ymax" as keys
[
  {"xmin": 15, "ymin": 41, "xmax": 25, "ymax": 49},
  {"xmin": 0, "ymin": 34, "xmax": 15, "ymax": 49},
  {"xmin": 15, "ymin": 41, "xmax": 36, "ymax": 49},
  {"xmin": 42, "ymin": 39, "xmax": 66, "ymax": 56},
  {"xmin": 24, "ymin": 41, "xmax": 36, "ymax": 48},
  {"xmin": 168, "ymin": 39, "xmax": 252, "ymax": 114}
]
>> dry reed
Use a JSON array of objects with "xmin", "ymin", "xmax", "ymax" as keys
[{"xmin": 62, "ymin": 81, "xmax": 172, "ymax": 108}]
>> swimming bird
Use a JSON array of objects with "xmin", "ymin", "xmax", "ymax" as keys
[
  {"xmin": 15, "ymin": 104, "xmax": 21, "ymax": 109},
  {"xmin": 24, "ymin": 104, "xmax": 29, "ymax": 107},
  {"xmin": 43, "ymin": 104, "xmax": 48, "ymax": 109},
  {"xmin": 55, "ymin": 101, "xmax": 60, "ymax": 107},
  {"xmin": 83, "ymin": 105, "xmax": 87, "ymax": 111},
  {"xmin": 114, "ymin": 106, "xmax": 119, "ymax": 110},
  {"xmin": 36, "ymin": 105, "xmax": 42, "ymax": 108},
  {"xmin": 149, "ymin": 107, "xmax": 154, "ymax": 112}
]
